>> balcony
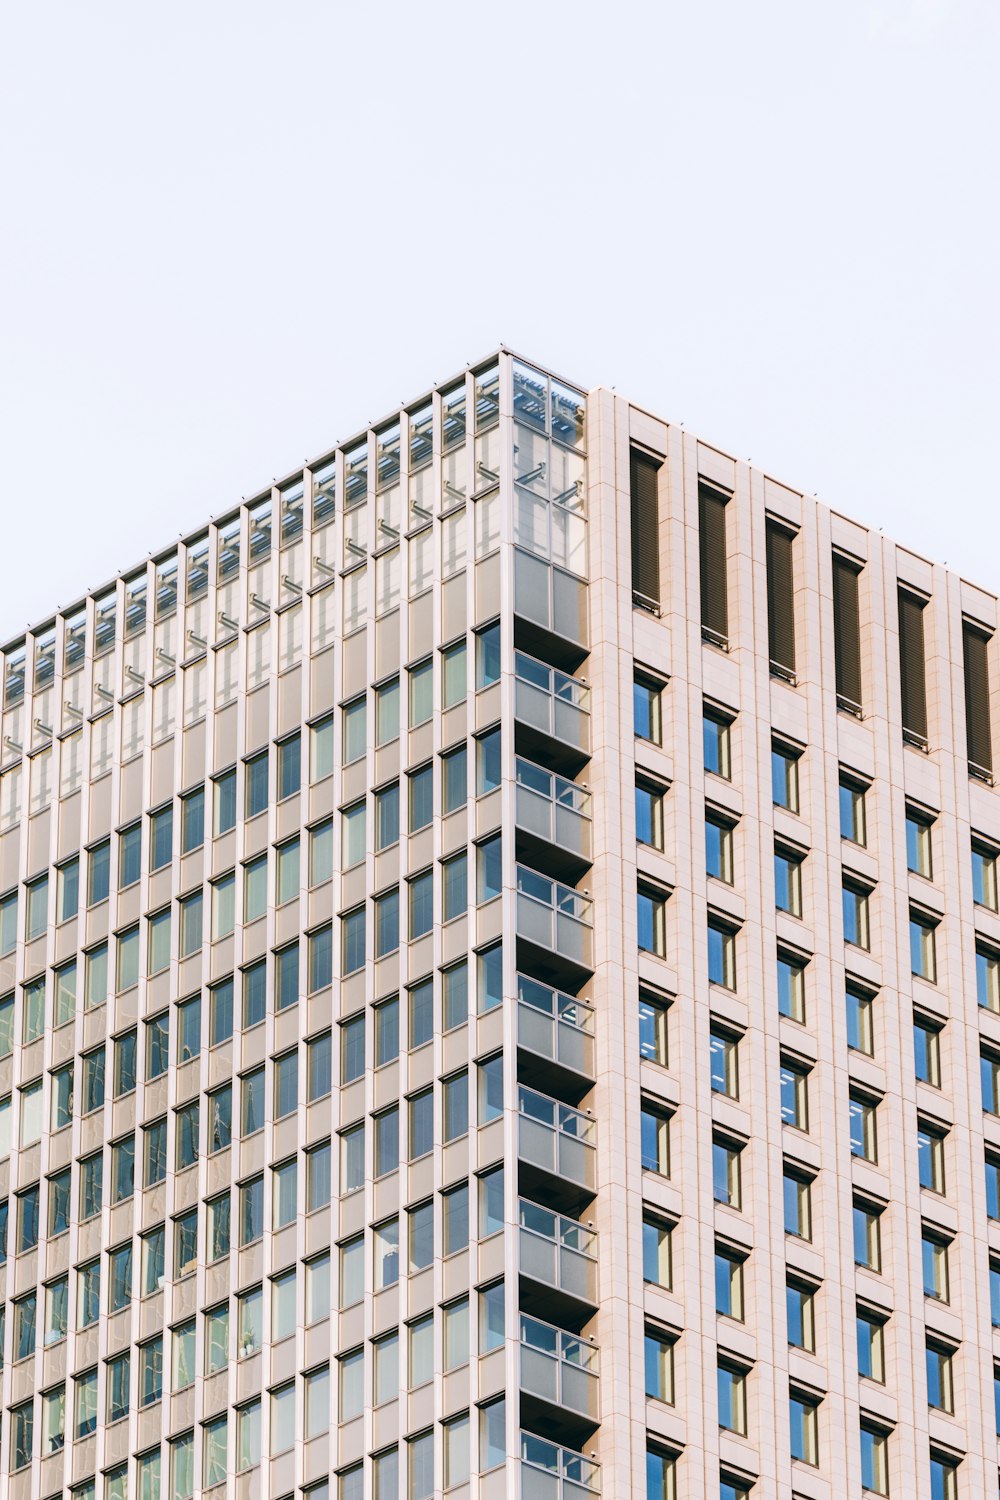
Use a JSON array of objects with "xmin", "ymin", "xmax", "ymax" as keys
[
  {"xmin": 514, "ymin": 548, "xmax": 589, "ymax": 667},
  {"xmin": 514, "ymin": 651, "xmax": 591, "ymax": 772},
  {"xmin": 518, "ymin": 1084, "xmax": 596, "ymax": 1214},
  {"xmin": 519, "ymin": 1313, "xmax": 600, "ymax": 1443},
  {"xmin": 516, "ymin": 865, "xmax": 594, "ymax": 985},
  {"xmin": 515, "ymin": 758, "xmax": 592, "ymax": 881},
  {"xmin": 517, "ymin": 974, "xmax": 594, "ymax": 1100},
  {"xmin": 519, "ymin": 1197, "xmax": 598, "ymax": 1321},
  {"xmin": 520, "ymin": 1432, "xmax": 601, "ymax": 1500}
]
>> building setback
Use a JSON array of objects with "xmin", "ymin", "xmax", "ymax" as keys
[{"xmin": 0, "ymin": 350, "xmax": 997, "ymax": 1500}]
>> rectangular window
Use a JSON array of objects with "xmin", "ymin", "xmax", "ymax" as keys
[
  {"xmin": 973, "ymin": 841, "xmax": 999, "ymax": 910},
  {"xmin": 310, "ymin": 714, "xmax": 333, "ymax": 781},
  {"xmin": 375, "ymin": 679, "xmax": 400, "ymax": 744},
  {"xmin": 898, "ymin": 588, "xmax": 929, "ymax": 743},
  {"xmin": 708, "ymin": 919, "xmax": 736, "ymax": 989},
  {"xmin": 374, "ymin": 1107, "xmax": 398, "ymax": 1177},
  {"xmin": 89, "ymin": 839, "xmax": 112, "ymax": 904},
  {"xmin": 789, "ymin": 1394, "xmax": 818, "ymax": 1465},
  {"xmin": 150, "ymin": 806, "xmax": 173, "ymax": 871},
  {"xmin": 375, "ymin": 783, "xmax": 400, "ymax": 851},
  {"xmin": 375, "ymin": 888, "xmax": 400, "ymax": 957},
  {"xmin": 914, "ymin": 1018, "xmax": 941, "ymax": 1086},
  {"xmin": 409, "ymin": 660, "xmax": 433, "ymax": 726},
  {"xmin": 906, "ymin": 807, "xmax": 933, "ymax": 877},
  {"xmin": 963, "ymin": 620, "xmax": 993, "ymax": 774},
  {"xmin": 839, "ymin": 777, "xmax": 866, "ymax": 843},
  {"xmin": 638, "ymin": 886, "xmax": 667, "ymax": 956},
  {"xmin": 275, "ymin": 837, "xmax": 300, "ymax": 904},
  {"xmin": 922, "ymin": 1232, "xmax": 949, "ymax": 1300},
  {"xmin": 211, "ymin": 873, "xmax": 235, "ymax": 940},
  {"xmin": 710, "ymin": 1030, "xmax": 738, "ymax": 1097},
  {"xmin": 442, "ymin": 853, "xmax": 468, "ymax": 922},
  {"xmin": 408, "ymin": 764, "xmax": 433, "ymax": 831},
  {"xmin": 639, "ymin": 992, "xmax": 669, "ymax": 1065},
  {"xmin": 442, "ymin": 745, "xmax": 467, "ymax": 814},
  {"xmin": 765, "ymin": 518, "xmax": 796, "ymax": 677},
  {"xmin": 276, "ymin": 733, "xmax": 301, "ymax": 798},
  {"xmin": 245, "ymin": 750, "xmax": 269, "ymax": 817},
  {"xmin": 846, "ymin": 986, "xmax": 873, "ymax": 1054},
  {"xmin": 978, "ymin": 944, "xmax": 1000, "ymax": 1012},
  {"xmin": 860, "ymin": 1427, "xmax": 889, "ymax": 1495},
  {"xmin": 342, "ymin": 696, "xmax": 367, "ymax": 764},
  {"xmin": 442, "ymin": 643, "xmax": 467, "ymax": 708},
  {"xmin": 274, "ymin": 1050, "xmax": 298, "ymax": 1118},
  {"xmin": 633, "ymin": 674, "xmax": 663, "ymax": 744},
  {"xmin": 926, "ymin": 1341, "xmax": 954, "ymax": 1412},
  {"xmin": 777, "ymin": 953, "xmax": 805, "ymax": 1021},
  {"xmin": 341, "ymin": 907, "xmax": 365, "ymax": 975},
  {"xmin": 717, "ymin": 1362, "xmax": 746, "ymax": 1435},
  {"xmin": 705, "ymin": 814, "xmax": 733, "ymax": 883},
  {"xmin": 410, "ymin": 978, "xmax": 434, "ymax": 1050},
  {"xmin": 833, "ymin": 552, "xmax": 863, "ymax": 710},
  {"xmin": 910, "ymin": 911, "xmax": 937, "ymax": 981},
  {"xmin": 780, "ymin": 1062, "xmax": 809, "ymax": 1130},
  {"xmin": 772, "ymin": 742, "xmax": 800, "ymax": 811},
  {"xmin": 716, "ymin": 1251, "xmax": 744, "ymax": 1320},
  {"xmin": 213, "ymin": 769, "xmax": 237, "ymax": 834},
  {"xmin": 842, "ymin": 880, "xmax": 870, "ymax": 949},
  {"xmin": 699, "ymin": 481, "xmax": 729, "ymax": 644},
  {"xmin": 774, "ymin": 846, "xmax": 803, "ymax": 916},
  {"xmin": 712, "ymin": 1139, "xmax": 741, "ymax": 1208},
  {"xmin": 857, "ymin": 1308, "xmax": 885, "ymax": 1381},
  {"xmin": 849, "ymin": 1095, "xmax": 877, "ymax": 1161},
  {"xmin": 644, "ymin": 1328, "xmax": 674, "ymax": 1402},
  {"xmin": 375, "ymin": 997, "xmax": 399, "ymax": 1066},
  {"xmin": 918, "ymin": 1126, "xmax": 946, "ymax": 1193},
  {"xmin": 642, "ymin": 1215, "xmax": 672, "ymax": 1288},
  {"xmin": 704, "ymin": 708, "xmax": 732, "ymax": 778},
  {"xmin": 630, "ymin": 447, "xmax": 662, "ymax": 607},
  {"xmin": 783, "ymin": 1172, "xmax": 811, "ymax": 1239},
  {"xmin": 56, "ymin": 858, "xmax": 79, "ymax": 923},
  {"xmin": 854, "ymin": 1203, "xmax": 881, "ymax": 1270},
  {"xmin": 787, "ymin": 1280, "xmax": 815, "ymax": 1351}
]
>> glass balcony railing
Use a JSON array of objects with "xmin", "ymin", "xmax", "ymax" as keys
[
  {"xmin": 517, "ymin": 975, "xmax": 594, "ymax": 1080},
  {"xmin": 515, "ymin": 651, "xmax": 591, "ymax": 759},
  {"xmin": 520, "ymin": 1432, "xmax": 601, "ymax": 1500},
  {"xmin": 519, "ymin": 1198, "xmax": 598, "ymax": 1306},
  {"xmin": 519, "ymin": 1313, "xmax": 600, "ymax": 1422},
  {"xmin": 518, "ymin": 1086, "xmax": 596, "ymax": 1194},
  {"xmin": 516, "ymin": 758, "xmax": 592, "ymax": 866},
  {"xmin": 516, "ymin": 866, "xmax": 594, "ymax": 972}
]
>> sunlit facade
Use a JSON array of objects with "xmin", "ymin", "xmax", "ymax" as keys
[{"xmin": 0, "ymin": 350, "xmax": 998, "ymax": 1500}]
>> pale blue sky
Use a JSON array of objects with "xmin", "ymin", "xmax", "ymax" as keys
[{"xmin": 1, "ymin": 0, "xmax": 997, "ymax": 639}]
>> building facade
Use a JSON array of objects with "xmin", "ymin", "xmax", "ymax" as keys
[{"xmin": 0, "ymin": 350, "xmax": 997, "ymax": 1500}]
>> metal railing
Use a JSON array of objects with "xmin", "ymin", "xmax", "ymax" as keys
[
  {"xmin": 516, "ymin": 758, "xmax": 592, "ymax": 863},
  {"xmin": 520, "ymin": 1432, "xmax": 601, "ymax": 1498},
  {"xmin": 519, "ymin": 1198, "xmax": 598, "ymax": 1305},
  {"xmin": 517, "ymin": 974, "xmax": 594, "ymax": 1079},
  {"xmin": 519, "ymin": 1313, "xmax": 600, "ymax": 1420},
  {"xmin": 514, "ymin": 651, "xmax": 591, "ymax": 756},
  {"xmin": 516, "ymin": 866, "xmax": 594, "ymax": 970},
  {"xmin": 518, "ymin": 1086, "xmax": 596, "ymax": 1192}
]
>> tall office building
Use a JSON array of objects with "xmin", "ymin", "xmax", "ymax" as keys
[{"xmin": 0, "ymin": 348, "xmax": 997, "ymax": 1500}]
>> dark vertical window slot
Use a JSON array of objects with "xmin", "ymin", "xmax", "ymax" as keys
[
  {"xmin": 898, "ymin": 589, "xmax": 928, "ymax": 746},
  {"xmin": 699, "ymin": 482, "xmax": 729, "ymax": 647},
  {"xmin": 630, "ymin": 448, "xmax": 662, "ymax": 612},
  {"xmin": 766, "ymin": 520, "xmax": 796, "ymax": 680},
  {"xmin": 963, "ymin": 621, "xmax": 994, "ymax": 777},
  {"xmin": 833, "ymin": 554, "xmax": 863, "ymax": 714}
]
